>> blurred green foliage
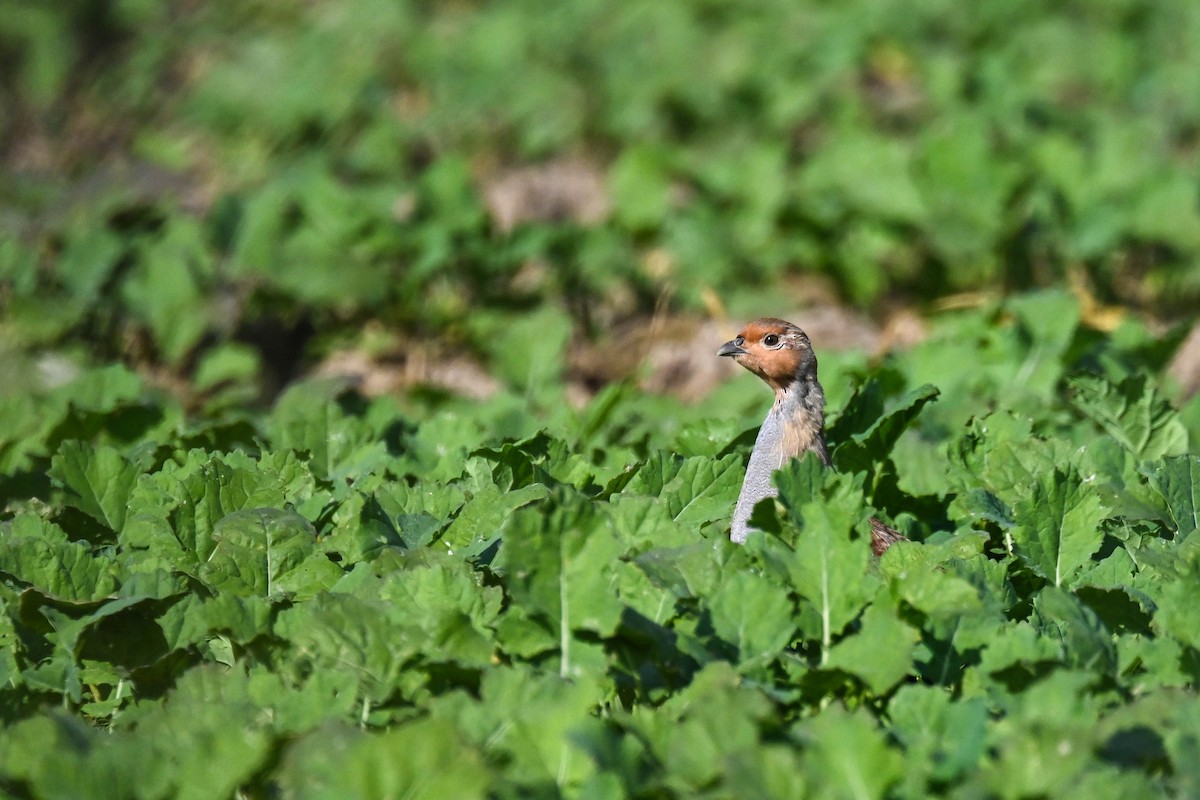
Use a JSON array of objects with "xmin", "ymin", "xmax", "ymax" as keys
[{"xmin": 3, "ymin": 0, "xmax": 1200, "ymax": 394}]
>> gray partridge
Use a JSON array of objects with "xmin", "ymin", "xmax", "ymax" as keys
[{"xmin": 718, "ymin": 318, "xmax": 905, "ymax": 556}]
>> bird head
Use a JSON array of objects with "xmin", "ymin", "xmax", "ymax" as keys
[{"xmin": 717, "ymin": 318, "xmax": 818, "ymax": 394}]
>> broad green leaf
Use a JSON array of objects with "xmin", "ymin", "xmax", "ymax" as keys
[
  {"xmin": 605, "ymin": 494, "xmax": 696, "ymax": 551},
  {"xmin": 120, "ymin": 222, "xmax": 211, "ymax": 365},
  {"xmin": 0, "ymin": 715, "xmax": 143, "ymax": 800},
  {"xmin": 1032, "ymin": 586, "xmax": 1117, "ymax": 676},
  {"xmin": 61, "ymin": 364, "xmax": 145, "ymax": 415},
  {"xmin": 767, "ymin": 473, "xmax": 877, "ymax": 661},
  {"xmin": 610, "ymin": 145, "xmax": 672, "ymax": 229},
  {"xmin": 763, "ymin": 454, "xmax": 827, "ymax": 533},
  {"xmin": 492, "ymin": 603, "xmax": 558, "ymax": 659},
  {"xmin": 440, "ymin": 482, "xmax": 548, "ymax": 553},
  {"xmin": 798, "ymin": 130, "xmax": 928, "ymax": 224},
  {"xmin": 157, "ymin": 451, "xmax": 306, "ymax": 565},
  {"xmin": 887, "ymin": 685, "xmax": 988, "ymax": 783},
  {"xmin": 24, "ymin": 597, "xmax": 150, "ymax": 703},
  {"xmin": 245, "ymin": 666, "xmax": 360, "ymax": 734},
  {"xmin": 1011, "ymin": 466, "xmax": 1108, "ymax": 587},
  {"xmin": 972, "ymin": 671, "xmax": 1101, "ymax": 798},
  {"xmin": 274, "ymin": 593, "xmax": 411, "ymax": 703},
  {"xmin": 192, "ymin": 342, "xmax": 261, "ymax": 393},
  {"xmin": 948, "ymin": 414, "xmax": 1075, "ymax": 501},
  {"xmin": 56, "ymin": 223, "xmax": 122, "ymax": 301},
  {"xmin": 1141, "ymin": 455, "xmax": 1200, "ymax": 539},
  {"xmin": 826, "ymin": 600, "xmax": 918, "ymax": 694},
  {"xmin": 0, "ymin": 516, "xmax": 118, "ymax": 601},
  {"xmin": 399, "ymin": 410, "xmax": 489, "ymax": 482},
  {"xmin": 268, "ymin": 384, "xmax": 390, "ymax": 483},
  {"xmin": 610, "ymin": 559, "xmax": 676, "ymax": 626},
  {"xmin": 916, "ymin": 113, "xmax": 1012, "ymax": 266},
  {"xmin": 1068, "ymin": 373, "xmax": 1187, "ymax": 460},
  {"xmin": 123, "ymin": 667, "xmax": 272, "ymax": 800},
  {"xmin": 373, "ymin": 553, "xmax": 503, "ymax": 667},
  {"xmin": 158, "ymin": 593, "xmax": 272, "ymax": 651},
  {"xmin": 497, "ymin": 497, "xmax": 624, "ymax": 676},
  {"xmin": 1008, "ymin": 290, "xmax": 1083, "ymax": 397},
  {"xmin": 1115, "ymin": 636, "xmax": 1189, "ymax": 691},
  {"xmin": 707, "ymin": 570, "xmax": 795, "ymax": 672},
  {"xmin": 622, "ymin": 452, "xmax": 745, "ymax": 527},
  {"xmin": 473, "ymin": 431, "xmax": 560, "ymax": 491},
  {"xmin": 630, "ymin": 662, "xmax": 780, "ymax": 793},
  {"xmin": 0, "ymin": 594, "xmax": 22, "ymax": 690},
  {"xmin": 631, "ymin": 540, "xmax": 725, "ymax": 601},
  {"xmin": 830, "ymin": 382, "xmax": 939, "ymax": 473},
  {"xmin": 1149, "ymin": 574, "xmax": 1200, "ymax": 652},
  {"xmin": 199, "ymin": 508, "xmax": 331, "ymax": 598},
  {"xmin": 794, "ymin": 705, "xmax": 904, "ymax": 800},
  {"xmin": 975, "ymin": 621, "xmax": 1061, "ymax": 678},
  {"xmin": 1075, "ymin": 545, "xmax": 1138, "ymax": 590},
  {"xmin": 471, "ymin": 305, "xmax": 571, "ymax": 395},
  {"xmin": 435, "ymin": 666, "xmax": 596, "ymax": 789},
  {"xmin": 881, "ymin": 537, "xmax": 986, "ymax": 617},
  {"xmin": 277, "ymin": 718, "xmax": 489, "ymax": 800},
  {"xmin": 49, "ymin": 441, "xmax": 150, "ymax": 533}
]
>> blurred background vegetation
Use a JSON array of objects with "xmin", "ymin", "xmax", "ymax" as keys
[{"xmin": 2, "ymin": 0, "xmax": 1199, "ymax": 408}]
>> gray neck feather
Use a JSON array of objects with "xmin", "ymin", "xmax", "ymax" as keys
[{"xmin": 730, "ymin": 371, "xmax": 828, "ymax": 543}]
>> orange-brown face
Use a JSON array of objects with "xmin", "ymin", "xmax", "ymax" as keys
[{"xmin": 717, "ymin": 318, "xmax": 816, "ymax": 393}]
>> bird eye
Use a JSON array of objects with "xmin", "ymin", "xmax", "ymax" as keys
[{"xmin": 763, "ymin": 334, "xmax": 780, "ymax": 347}]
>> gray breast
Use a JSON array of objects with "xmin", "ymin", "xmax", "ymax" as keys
[{"xmin": 730, "ymin": 408, "xmax": 785, "ymax": 543}]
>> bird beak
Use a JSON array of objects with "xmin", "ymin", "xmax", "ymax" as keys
[{"xmin": 717, "ymin": 340, "xmax": 747, "ymax": 357}]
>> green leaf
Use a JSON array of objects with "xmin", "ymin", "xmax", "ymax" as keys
[
  {"xmin": 369, "ymin": 552, "xmax": 503, "ymax": 667},
  {"xmin": 440, "ymin": 482, "xmax": 548, "ymax": 553},
  {"xmin": 1032, "ymin": 586, "xmax": 1117, "ymax": 676},
  {"xmin": 975, "ymin": 621, "xmax": 1060, "ymax": 677},
  {"xmin": 879, "ymin": 535, "xmax": 987, "ymax": 617},
  {"xmin": 1011, "ymin": 465, "xmax": 1108, "ymax": 587},
  {"xmin": 707, "ymin": 571, "xmax": 795, "ymax": 673},
  {"xmin": 1149, "ymin": 573, "xmax": 1200, "ymax": 652},
  {"xmin": 268, "ymin": 384, "xmax": 389, "ymax": 483},
  {"xmin": 274, "ymin": 593, "xmax": 411, "ymax": 703},
  {"xmin": 154, "ymin": 451, "xmax": 310, "ymax": 566},
  {"xmin": 199, "ymin": 508, "xmax": 335, "ymax": 599},
  {"xmin": 1068, "ymin": 373, "xmax": 1187, "ymax": 460},
  {"xmin": 0, "ymin": 516, "xmax": 119, "ymax": 602},
  {"xmin": 794, "ymin": 705, "xmax": 904, "ymax": 800},
  {"xmin": 435, "ymin": 666, "xmax": 597, "ymax": 789},
  {"xmin": 622, "ymin": 451, "xmax": 744, "ymax": 527},
  {"xmin": 1141, "ymin": 455, "xmax": 1200, "ymax": 539},
  {"xmin": 826, "ymin": 600, "xmax": 918, "ymax": 694},
  {"xmin": 277, "ymin": 718, "xmax": 489, "ymax": 800},
  {"xmin": 158, "ymin": 593, "xmax": 272, "ymax": 651},
  {"xmin": 49, "ymin": 441, "xmax": 150, "ymax": 533},
  {"xmin": 497, "ymin": 497, "xmax": 624, "ymax": 676},
  {"xmin": 62, "ymin": 364, "xmax": 145, "ymax": 415},
  {"xmin": 470, "ymin": 306, "xmax": 572, "ymax": 395},
  {"xmin": 120, "ymin": 221, "xmax": 211, "ymax": 365},
  {"xmin": 24, "ymin": 597, "xmax": 151, "ymax": 702},
  {"xmin": 887, "ymin": 685, "xmax": 989, "ymax": 783},
  {"xmin": 765, "ymin": 474, "xmax": 877, "ymax": 662},
  {"xmin": 798, "ymin": 130, "xmax": 928, "ymax": 224},
  {"xmin": 122, "ymin": 667, "xmax": 273, "ymax": 800},
  {"xmin": 193, "ymin": 342, "xmax": 260, "ymax": 392},
  {"xmin": 628, "ymin": 662, "xmax": 791, "ymax": 793},
  {"xmin": 831, "ymin": 383, "xmax": 939, "ymax": 474},
  {"xmin": 610, "ymin": 145, "xmax": 672, "ymax": 230}
]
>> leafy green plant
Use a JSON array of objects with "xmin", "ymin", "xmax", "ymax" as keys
[
  {"xmin": 4, "ymin": 2, "xmax": 1200, "ymax": 796},
  {"xmin": 2, "ymin": 291, "xmax": 1199, "ymax": 797}
]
